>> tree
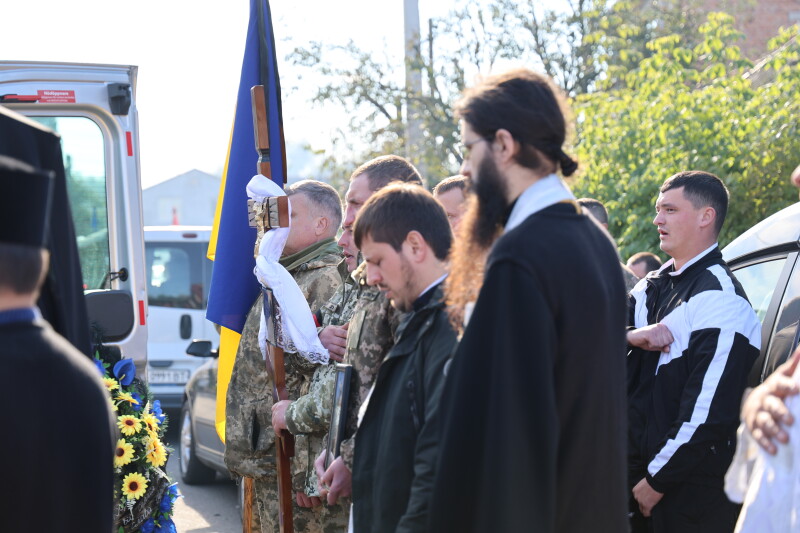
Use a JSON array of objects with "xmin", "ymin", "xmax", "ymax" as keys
[{"xmin": 572, "ymin": 14, "xmax": 800, "ymax": 259}]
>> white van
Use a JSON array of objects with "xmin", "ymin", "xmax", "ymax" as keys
[
  {"xmin": 144, "ymin": 226, "xmax": 219, "ymax": 409},
  {"xmin": 0, "ymin": 61, "xmax": 148, "ymax": 372}
]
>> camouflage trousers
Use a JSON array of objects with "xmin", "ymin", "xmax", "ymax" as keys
[{"xmin": 253, "ymin": 474, "xmax": 350, "ymax": 533}]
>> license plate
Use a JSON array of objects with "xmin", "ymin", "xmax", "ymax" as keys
[{"xmin": 149, "ymin": 369, "xmax": 190, "ymax": 384}]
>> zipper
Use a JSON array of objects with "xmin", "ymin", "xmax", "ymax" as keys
[{"xmin": 407, "ymin": 380, "xmax": 420, "ymax": 433}]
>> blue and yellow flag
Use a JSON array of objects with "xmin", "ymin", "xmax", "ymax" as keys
[{"xmin": 206, "ymin": 0, "xmax": 285, "ymax": 442}]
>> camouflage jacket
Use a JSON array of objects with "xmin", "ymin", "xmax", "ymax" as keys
[
  {"xmin": 338, "ymin": 261, "xmax": 404, "ymax": 471},
  {"xmin": 284, "ymin": 259, "xmax": 360, "ymax": 496},
  {"xmin": 224, "ymin": 239, "xmax": 342, "ymax": 481}
]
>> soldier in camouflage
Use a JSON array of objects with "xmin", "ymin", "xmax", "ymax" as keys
[
  {"xmin": 269, "ymin": 229, "xmax": 360, "ymax": 530},
  {"xmin": 303, "ymin": 156, "xmax": 425, "ymax": 508},
  {"xmin": 224, "ymin": 180, "xmax": 343, "ymax": 533}
]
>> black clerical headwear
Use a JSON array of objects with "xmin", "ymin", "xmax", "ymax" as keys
[{"xmin": 0, "ymin": 155, "xmax": 54, "ymax": 247}]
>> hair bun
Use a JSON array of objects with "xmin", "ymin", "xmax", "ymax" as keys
[{"xmin": 558, "ymin": 151, "xmax": 578, "ymax": 177}]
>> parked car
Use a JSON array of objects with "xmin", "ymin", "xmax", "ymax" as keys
[
  {"xmin": 179, "ymin": 340, "xmax": 227, "ymax": 484},
  {"xmin": 722, "ymin": 201, "xmax": 800, "ymax": 386},
  {"xmin": 145, "ymin": 226, "xmax": 219, "ymax": 410}
]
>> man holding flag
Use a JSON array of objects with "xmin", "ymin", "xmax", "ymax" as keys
[{"xmin": 205, "ymin": 1, "xmax": 343, "ymax": 531}]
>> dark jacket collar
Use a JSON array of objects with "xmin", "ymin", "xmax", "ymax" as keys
[
  {"xmin": 389, "ymin": 283, "xmax": 446, "ymax": 359},
  {"xmin": 649, "ymin": 245, "xmax": 722, "ymax": 283}
]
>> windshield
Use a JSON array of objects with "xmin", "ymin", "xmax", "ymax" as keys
[{"xmin": 32, "ymin": 116, "xmax": 110, "ymax": 290}]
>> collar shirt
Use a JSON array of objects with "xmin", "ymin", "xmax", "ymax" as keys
[{"xmin": 504, "ymin": 174, "xmax": 575, "ymax": 233}]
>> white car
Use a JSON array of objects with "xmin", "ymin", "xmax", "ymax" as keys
[{"xmin": 145, "ymin": 226, "xmax": 219, "ymax": 410}]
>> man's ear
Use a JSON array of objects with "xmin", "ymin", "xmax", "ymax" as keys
[
  {"xmin": 315, "ymin": 215, "xmax": 329, "ymax": 237},
  {"xmin": 494, "ymin": 129, "xmax": 519, "ymax": 165},
  {"xmin": 404, "ymin": 230, "xmax": 428, "ymax": 263},
  {"xmin": 698, "ymin": 206, "xmax": 716, "ymax": 230}
]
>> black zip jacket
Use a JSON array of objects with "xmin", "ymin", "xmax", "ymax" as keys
[
  {"xmin": 352, "ymin": 283, "xmax": 456, "ymax": 533},
  {"xmin": 627, "ymin": 246, "xmax": 761, "ymax": 493}
]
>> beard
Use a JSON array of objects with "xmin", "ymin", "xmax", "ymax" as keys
[
  {"xmin": 386, "ymin": 255, "xmax": 417, "ymax": 313},
  {"xmin": 444, "ymin": 156, "xmax": 508, "ymax": 330},
  {"xmin": 469, "ymin": 155, "xmax": 509, "ymax": 249}
]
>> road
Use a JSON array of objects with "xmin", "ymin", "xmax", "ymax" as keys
[{"xmin": 164, "ymin": 423, "xmax": 241, "ymax": 532}]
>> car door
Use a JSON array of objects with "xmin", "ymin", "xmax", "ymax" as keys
[{"xmin": 730, "ymin": 252, "xmax": 798, "ymax": 385}]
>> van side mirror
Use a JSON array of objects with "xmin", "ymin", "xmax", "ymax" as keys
[
  {"xmin": 85, "ymin": 290, "xmax": 134, "ymax": 342},
  {"xmin": 186, "ymin": 340, "xmax": 215, "ymax": 358}
]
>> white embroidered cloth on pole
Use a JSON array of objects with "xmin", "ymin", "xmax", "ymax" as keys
[{"xmin": 246, "ymin": 174, "xmax": 329, "ymax": 365}]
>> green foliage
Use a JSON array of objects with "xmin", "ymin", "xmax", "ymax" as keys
[{"xmin": 572, "ymin": 15, "xmax": 800, "ymax": 259}]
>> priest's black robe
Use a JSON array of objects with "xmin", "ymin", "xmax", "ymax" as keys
[
  {"xmin": 428, "ymin": 203, "xmax": 628, "ymax": 532},
  {"xmin": 0, "ymin": 107, "xmax": 92, "ymax": 356},
  {"xmin": 0, "ymin": 319, "xmax": 115, "ymax": 533}
]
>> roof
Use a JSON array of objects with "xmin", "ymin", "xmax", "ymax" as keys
[{"xmin": 723, "ymin": 202, "xmax": 800, "ymax": 263}]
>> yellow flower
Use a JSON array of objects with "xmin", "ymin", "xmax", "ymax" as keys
[
  {"xmin": 117, "ymin": 415, "xmax": 142, "ymax": 436},
  {"xmin": 121, "ymin": 472, "xmax": 148, "ymax": 500},
  {"xmin": 144, "ymin": 435, "xmax": 167, "ymax": 468},
  {"xmin": 115, "ymin": 392, "xmax": 139, "ymax": 406},
  {"xmin": 102, "ymin": 377, "xmax": 119, "ymax": 392},
  {"xmin": 114, "ymin": 439, "xmax": 135, "ymax": 467},
  {"xmin": 142, "ymin": 413, "xmax": 159, "ymax": 434}
]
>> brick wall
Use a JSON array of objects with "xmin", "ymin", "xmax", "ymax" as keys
[{"xmin": 704, "ymin": 0, "xmax": 800, "ymax": 57}]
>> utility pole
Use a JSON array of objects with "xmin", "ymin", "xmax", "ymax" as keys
[{"xmin": 403, "ymin": 0, "xmax": 425, "ymax": 177}]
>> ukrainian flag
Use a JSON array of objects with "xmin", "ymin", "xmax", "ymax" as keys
[{"xmin": 207, "ymin": 0, "xmax": 286, "ymax": 442}]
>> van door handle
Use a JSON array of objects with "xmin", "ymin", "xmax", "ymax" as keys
[{"xmin": 180, "ymin": 314, "xmax": 192, "ymax": 340}]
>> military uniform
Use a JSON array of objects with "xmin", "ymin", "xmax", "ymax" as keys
[
  {"xmin": 285, "ymin": 260, "xmax": 358, "ymax": 497},
  {"xmin": 224, "ymin": 238, "xmax": 342, "ymax": 533}
]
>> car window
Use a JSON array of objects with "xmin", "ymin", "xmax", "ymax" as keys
[
  {"xmin": 32, "ymin": 116, "xmax": 110, "ymax": 289},
  {"xmin": 734, "ymin": 258, "xmax": 788, "ymax": 323},
  {"xmin": 145, "ymin": 242, "xmax": 210, "ymax": 309},
  {"xmin": 764, "ymin": 260, "xmax": 800, "ymax": 376}
]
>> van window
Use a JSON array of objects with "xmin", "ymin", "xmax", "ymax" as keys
[
  {"xmin": 145, "ymin": 242, "xmax": 212, "ymax": 309},
  {"xmin": 734, "ymin": 258, "xmax": 787, "ymax": 323},
  {"xmin": 764, "ymin": 260, "xmax": 800, "ymax": 375},
  {"xmin": 32, "ymin": 116, "xmax": 110, "ymax": 290}
]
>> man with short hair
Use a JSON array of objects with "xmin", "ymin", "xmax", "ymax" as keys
[
  {"xmin": 225, "ymin": 177, "xmax": 344, "ymax": 532},
  {"xmin": 313, "ymin": 155, "xmax": 425, "ymax": 507},
  {"xmin": 0, "ymin": 155, "xmax": 115, "ymax": 533},
  {"xmin": 433, "ymin": 175, "xmax": 468, "ymax": 231},
  {"xmin": 430, "ymin": 69, "xmax": 629, "ymax": 532},
  {"xmin": 627, "ymin": 251, "xmax": 663, "ymax": 280},
  {"xmin": 350, "ymin": 184, "xmax": 456, "ymax": 532},
  {"xmin": 577, "ymin": 197, "xmax": 639, "ymax": 291},
  {"xmin": 627, "ymin": 171, "xmax": 761, "ymax": 532}
]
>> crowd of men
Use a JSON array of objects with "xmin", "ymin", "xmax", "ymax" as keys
[
  {"xmin": 3, "ymin": 66, "xmax": 799, "ymax": 533},
  {"xmin": 221, "ymin": 67, "xmax": 787, "ymax": 533}
]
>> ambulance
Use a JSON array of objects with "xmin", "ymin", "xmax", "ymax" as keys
[{"xmin": 0, "ymin": 61, "xmax": 148, "ymax": 375}]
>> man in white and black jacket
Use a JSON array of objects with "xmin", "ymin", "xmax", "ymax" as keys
[{"xmin": 627, "ymin": 171, "xmax": 761, "ymax": 533}]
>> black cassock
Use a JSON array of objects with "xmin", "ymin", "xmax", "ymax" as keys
[
  {"xmin": 0, "ymin": 319, "xmax": 115, "ymax": 533},
  {"xmin": 0, "ymin": 108, "xmax": 92, "ymax": 356},
  {"xmin": 429, "ymin": 203, "xmax": 629, "ymax": 533}
]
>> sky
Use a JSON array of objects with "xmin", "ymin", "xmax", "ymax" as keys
[{"xmin": 0, "ymin": 0, "xmax": 455, "ymax": 188}]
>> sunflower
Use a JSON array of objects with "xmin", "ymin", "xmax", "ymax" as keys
[
  {"xmin": 114, "ymin": 438, "xmax": 135, "ymax": 467},
  {"xmin": 121, "ymin": 472, "xmax": 148, "ymax": 500},
  {"xmin": 142, "ymin": 412, "xmax": 160, "ymax": 434},
  {"xmin": 115, "ymin": 392, "xmax": 140, "ymax": 407},
  {"xmin": 102, "ymin": 377, "xmax": 119, "ymax": 392},
  {"xmin": 145, "ymin": 435, "xmax": 167, "ymax": 468},
  {"xmin": 117, "ymin": 415, "xmax": 142, "ymax": 436}
]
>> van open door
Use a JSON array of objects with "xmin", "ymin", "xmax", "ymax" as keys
[{"xmin": 0, "ymin": 61, "xmax": 148, "ymax": 375}]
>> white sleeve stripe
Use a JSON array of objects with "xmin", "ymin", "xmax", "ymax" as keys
[
  {"xmin": 630, "ymin": 278, "xmax": 649, "ymax": 330},
  {"xmin": 648, "ymin": 326, "xmax": 734, "ymax": 477}
]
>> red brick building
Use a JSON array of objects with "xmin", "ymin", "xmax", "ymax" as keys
[{"xmin": 705, "ymin": 0, "xmax": 800, "ymax": 57}]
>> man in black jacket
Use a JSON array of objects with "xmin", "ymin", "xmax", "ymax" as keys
[
  {"xmin": 0, "ymin": 155, "xmax": 115, "ymax": 533},
  {"xmin": 627, "ymin": 171, "xmax": 761, "ymax": 532},
  {"xmin": 350, "ymin": 183, "xmax": 457, "ymax": 532}
]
